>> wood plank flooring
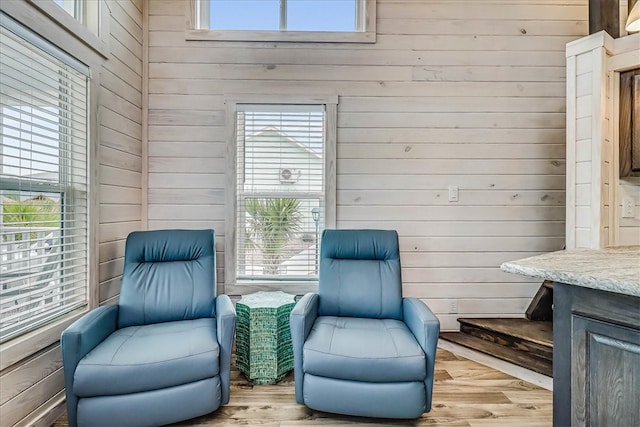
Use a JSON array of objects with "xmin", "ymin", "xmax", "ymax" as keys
[{"xmin": 52, "ymin": 348, "xmax": 551, "ymax": 426}]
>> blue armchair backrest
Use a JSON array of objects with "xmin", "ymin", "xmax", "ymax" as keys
[
  {"xmin": 318, "ymin": 229, "xmax": 403, "ymax": 320},
  {"xmin": 118, "ymin": 229, "xmax": 217, "ymax": 328}
]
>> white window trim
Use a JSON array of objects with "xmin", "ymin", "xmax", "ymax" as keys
[
  {"xmin": 0, "ymin": 309, "xmax": 85, "ymax": 371},
  {"xmin": 224, "ymin": 95, "xmax": 337, "ymax": 295},
  {"xmin": 186, "ymin": 0, "xmax": 376, "ymax": 43},
  {"xmin": 15, "ymin": 0, "xmax": 110, "ymax": 58}
]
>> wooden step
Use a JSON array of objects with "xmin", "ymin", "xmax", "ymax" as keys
[
  {"xmin": 457, "ymin": 318, "xmax": 553, "ymax": 347},
  {"xmin": 526, "ymin": 280, "xmax": 554, "ymax": 321},
  {"xmin": 457, "ymin": 318, "xmax": 553, "ymax": 361},
  {"xmin": 440, "ymin": 331, "xmax": 553, "ymax": 377}
]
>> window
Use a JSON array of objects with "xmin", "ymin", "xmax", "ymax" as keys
[
  {"xmin": 38, "ymin": 0, "xmax": 103, "ymax": 47},
  {"xmin": 0, "ymin": 15, "xmax": 89, "ymax": 343},
  {"xmin": 189, "ymin": 0, "xmax": 376, "ymax": 43},
  {"xmin": 225, "ymin": 97, "xmax": 337, "ymax": 290},
  {"xmin": 53, "ymin": 0, "xmax": 83, "ymax": 22}
]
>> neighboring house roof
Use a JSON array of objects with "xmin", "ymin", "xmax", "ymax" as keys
[{"xmin": 246, "ymin": 126, "xmax": 322, "ymax": 160}]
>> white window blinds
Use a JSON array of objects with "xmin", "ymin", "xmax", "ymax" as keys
[
  {"xmin": 0, "ymin": 15, "xmax": 89, "ymax": 343},
  {"xmin": 236, "ymin": 105, "xmax": 325, "ymax": 281}
]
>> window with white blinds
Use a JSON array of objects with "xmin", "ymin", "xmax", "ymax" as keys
[
  {"xmin": 235, "ymin": 105, "xmax": 325, "ymax": 281},
  {"xmin": 0, "ymin": 15, "xmax": 89, "ymax": 343}
]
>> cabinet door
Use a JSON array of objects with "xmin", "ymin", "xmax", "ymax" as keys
[
  {"xmin": 619, "ymin": 68, "xmax": 640, "ymax": 177},
  {"xmin": 572, "ymin": 315, "xmax": 640, "ymax": 426}
]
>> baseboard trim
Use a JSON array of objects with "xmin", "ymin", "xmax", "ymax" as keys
[
  {"xmin": 20, "ymin": 392, "xmax": 65, "ymax": 427},
  {"xmin": 438, "ymin": 340, "xmax": 553, "ymax": 391}
]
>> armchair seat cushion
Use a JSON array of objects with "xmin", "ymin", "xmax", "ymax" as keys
[
  {"xmin": 303, "ymin": 316, "xmax": 426, "ymax": 383},
  {"xmin": 74, "ymin": 318, "xmax": 219, "ymax": 397}
]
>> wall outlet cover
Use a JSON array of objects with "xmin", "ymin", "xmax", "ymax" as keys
[
  {"xmin": 622, "ymin": 197, "xmax": 635, "ymax": 218},
  {"xmin": 448, "ymin": 185, "xmax": 459, "ymax": 202}
]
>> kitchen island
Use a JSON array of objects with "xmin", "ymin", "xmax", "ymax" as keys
[{"xmin": 501, "ymin": 246, "xmax": 640, "ymax": 427}]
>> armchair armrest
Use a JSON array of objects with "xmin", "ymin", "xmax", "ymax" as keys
[
  {"xmin": 403, "ymin": 297, "xmax": 440, "ymax": 411},
  {"xmin": 61, "ymin": 304, "xmax": 119, "ymax": 427},
  {"xmin": 215, "ymin": 294, "xmax": 236, "ymax": 404},
  {"xmin": 403, "ymin": 297, "xmax": 439, "ymax": 356},
  {"xmin": 290, "ymin": 293, "xmax": 319, "ymax": 342},
  {"xmin": 290, "ymin": 292, "xmax": 319, "ymax": 403}
]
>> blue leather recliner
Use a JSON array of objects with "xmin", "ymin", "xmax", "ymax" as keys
[
  {"xmin": 61, "ymin": 229, "xmax": 236, "ymax": 427},
  {"xmin": 290, "ymin": 229, "xmax": 440, "ymax": 419}
]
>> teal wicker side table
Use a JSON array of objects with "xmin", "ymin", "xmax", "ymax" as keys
[{"xmin": 235, "ymin": 291, "xmax": 296, "ymax": 384}]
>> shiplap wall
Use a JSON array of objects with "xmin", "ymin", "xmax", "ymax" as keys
[
  {"xmin": 619, "ymin": 182, "xmax": 640, "ymax": 244},
  {"xmin": 147, "ymin": 0, "xmax": 588, "ymax": 331},
  {"xmin": 0, "ymin": 1, "xmax": 143, "ymax": 426},
  {"xmin": 96, "ymin": 0, "xmax": 144, "ymax": 305},
  {"xmin": 565, "ymin": 37, "xmax": 612, "ymax": 248}
]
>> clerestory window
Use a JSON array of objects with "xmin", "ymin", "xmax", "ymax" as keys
[
  {"xmin": 53, "ymin": 0, "xmax": 83, "ymax": 22},
  {"xmin": 189, "ymin": 0, "xmax": 376, "ymax": 43}
]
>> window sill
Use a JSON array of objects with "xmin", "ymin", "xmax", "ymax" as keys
[
  {"xmin": 185, "ymin": 29, "xmax": 376, "ymax": 44},
  {"xmin": 23, "ymin": 0, "xmax": 109, "ymax": 59},
  {"xmin": 620, "ymin": 176, "xmax": 640, "ymax": 186},
  {"xmin": 0, "ymin": 307, "xmax": 87, "ymax": 371},
  {"xmin": 226, "ymin": 280, "xmax": 318, "ymax": 297}
]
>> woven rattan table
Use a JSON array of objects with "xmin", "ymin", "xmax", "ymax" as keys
[{"xmin": 235, "ymin": 291, "xmax": 296, "ymax": 384}]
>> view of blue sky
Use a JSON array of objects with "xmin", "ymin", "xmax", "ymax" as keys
[{"xmin": 210, "ymin": 0, "xmax": 356, "ymax": 32}]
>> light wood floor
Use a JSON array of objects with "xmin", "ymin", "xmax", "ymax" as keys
[{"xmin": 53, "ymin": 348, "xmax": 552, "ymax": 426}]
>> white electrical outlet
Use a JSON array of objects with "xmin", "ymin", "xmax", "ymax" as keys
[
  {"xmin": 448, "ymin": 299, "xmax": 458, "ymax": 314},
  {"xmin": 448, "ymin": 185, "xmax": 459, "ymax": 202},
  {"xmin": 622, "ymin": 198, "xmax": 635, "ymax": 218}
]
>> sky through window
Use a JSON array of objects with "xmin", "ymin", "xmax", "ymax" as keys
[{"xmin": 209, "ymin": 0, "xmax": 357, "ymax": 32}]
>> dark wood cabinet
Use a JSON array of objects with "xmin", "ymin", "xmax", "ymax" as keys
[
  {"xmin": 554, "ymin": 283, "xmax": 640, "ymax": 426},
  {"xmin": 619, "ymin": 68, "xmax": 640, "ymax": 178},
  {"xmin": 571, "ymin": 315, "xmax": 640, "ymax": 426}
]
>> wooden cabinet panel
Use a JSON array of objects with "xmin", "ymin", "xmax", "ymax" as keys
[
  {"xmin": 571, "ymin": 315, "xmax": 640, "ymax": 426},
  {"xmin": 554, "ymin": 283, "xmax": 640, "ymax": 426},
  {"xmin": 619, "ymin": 68, "xmax": 640, "ymax": 177}
]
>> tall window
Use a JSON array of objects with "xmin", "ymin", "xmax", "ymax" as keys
[
  {"xmin": 191, "ymin": 0, "xmax": 376, "ymax": 43},
  {"xmin": 226, "ymin": 98, "xmax": 336, "ymax": 289},
  {"xmin": 0, "ymin": 15, "xmax": 89, "ymax": 343}
]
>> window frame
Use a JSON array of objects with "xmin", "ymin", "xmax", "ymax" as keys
[
  {"xmin": 23, "ymin": 0, "xmax": 109, "ymax": 57},
  {"xmin": 186, "ymin": 0, "xmax": 376, "ymax": 43},
  {"xmin": 224, "ymin": 95, "xmax": 337, "ymax": 295},
  {"xmin": 53, "ymin": 0, "xmax": 82, "ymax": 22},
  {"xmin": 0, "ymin": 12, "xmax": 91, "ymax": 344}
]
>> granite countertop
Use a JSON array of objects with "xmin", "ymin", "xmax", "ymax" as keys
[{"xmin": 501, "ymin": 246, "xmax": 640, "ymax": 297}]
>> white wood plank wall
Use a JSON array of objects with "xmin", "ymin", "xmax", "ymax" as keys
[
  {"xmin": 619, "ymin": 183, "xmax": 640, "ymax": 245},
  {"xmin": 570, "ymin": 49, "xmax": 597, "ymax": 247},
  {"xmin": 97, "ymin": 0, "xmax": 144, "ymax": 305},
  {"xmin": 0, "ymin": 1, "xmax": 143, "ymax": 426},
  {"xmin": 147, "ymin": 0, "xmax": 588, "ymax": 331}
]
